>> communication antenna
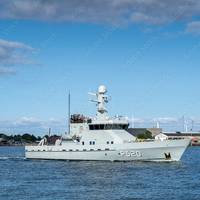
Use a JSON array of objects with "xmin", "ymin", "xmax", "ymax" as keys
[
  {"xmin": 191, "ymin": 120, "xmax": 194, "ymax": 131},
  {"xmin": 48, "ymin": 128, "xmax": 51, "ymax": 137},
  {"xmin": 68, "ymin": 91, "xmax": 71, "ymax": 135},
  {"xmin": 182, "ymin": 115, "xmax": 185, "ymax": 132},
  {"xmin": 156, "ymin": 121, "xmax": 160, "ymax": 129},
  {"xmin": 131, "ymin": 115, "xmax": 135, "ymax": 128},
  {"xmin": 183, "ymin": 116, "xmax": 188, "ymax": 132}
]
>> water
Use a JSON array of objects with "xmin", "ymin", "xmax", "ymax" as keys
[{"xmin": 0, "ymin": 147, "xmax": 200, "ymax": 200}]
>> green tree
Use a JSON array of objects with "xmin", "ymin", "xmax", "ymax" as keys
[
  {"xmin": 137, "ymin": 130, "xmax": 153, "ymax": 139},
  {"xmin": 22, "ymin": 134, "xmax": 37, "ymax": 142}
]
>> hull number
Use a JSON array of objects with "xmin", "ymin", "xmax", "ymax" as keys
[{"xmin": 120, "ymin": 151, "xmax": 142, "ymax": 157}]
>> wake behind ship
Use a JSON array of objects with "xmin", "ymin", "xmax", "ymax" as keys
[{"xmin": 25, "ymin": 85, "xmax": 190, "ymax": 161}]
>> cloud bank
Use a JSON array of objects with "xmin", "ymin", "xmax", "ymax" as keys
[
  {"xmin": 0, "ymin": 0, "xmax": 199, "ymax": 26},
  {"xmin": 0, "ymin": 117, "xmax": 66, "ymax": 135},
  {"xmin": 1, "ymin": 116, "xmax": 200, "ymax": 134},
  {"xmin": 185, "ymin": 21, "xmax": 200, "ymax": 34},
  {"xmin": 0, "ymin": 67, "xmax": 15, "ymax": 75}
]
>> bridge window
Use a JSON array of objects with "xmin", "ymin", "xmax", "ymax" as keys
[
  {"xmin": 94, "ymin": 124, "xmax": 100, "ymax": 130},
  {"xmin": 82, "ymin": 141, "xmax": 85, "ymax": 145},
  {"xmin": 100, "ymin": 124, "xmax": 104, "ymax": 129},
  {"xmin": 105, "ymin": 124, "xmax": 112, "ymax": 129},
  {"xmin": 89, "ymin": 124, "xmax": 129, "ymax": 130}
]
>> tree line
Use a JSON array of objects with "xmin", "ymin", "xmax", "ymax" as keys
[{"xmin": 0, "ymin": 133, "xmax": 42, "ymax": 143}]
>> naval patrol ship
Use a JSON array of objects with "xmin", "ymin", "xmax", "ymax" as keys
[{"xmin": 25, "ymin": 85, "xmax": 190, "ymax": 161}]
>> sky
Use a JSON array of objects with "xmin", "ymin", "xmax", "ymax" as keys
[{"xmin": 1, "ymin": 0, "xmax": 200, "ymax": 135}]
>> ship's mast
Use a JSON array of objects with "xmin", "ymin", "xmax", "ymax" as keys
[
  {"xmin": 89, "ymin": 85, "xmax": 109, "ymax": 120},
  {"xmin": 68, "ymin": 91, "xmax": 71, "ymax": 135}
]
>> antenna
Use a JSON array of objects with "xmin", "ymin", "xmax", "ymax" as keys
[
  {"xmin": 191, "ymin": 120, "xmax": 194, "ymax": 131},
  {"xmin": 182, "ymin": 115, "xmax": 185, "ymax": 132},
  {"xmin": 156, "ymin": 121, "xmax": 160, "ymax": 129},
  {"xmin": 48, "ymin": 128, "xmax": 51, "ymax": 137},
  {"xmin": 131, "ymin": 114, "xmax": 135, "ymax": 128},
  {"xmin": 68, "ymin": 91, "xmax": 71, "ymax": 135}
]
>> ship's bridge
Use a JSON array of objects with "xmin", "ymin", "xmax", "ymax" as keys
[{"xmin": 89, "ymin": 117, "xmax": 129, "ymax": 131}]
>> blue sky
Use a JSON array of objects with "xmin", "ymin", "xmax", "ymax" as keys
[{"xmin": 1, "ymin": 1, "xmax": 200, "ymax": 135}]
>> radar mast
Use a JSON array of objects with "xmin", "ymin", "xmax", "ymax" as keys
[{"xmin": 89, "ymin": 85, "xmax": 110, "ymax": 120}]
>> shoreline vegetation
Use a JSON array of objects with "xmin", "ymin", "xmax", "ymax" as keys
[{"xmin": 0, "ymin": 133, "xmax": 60, "ymax": 146}]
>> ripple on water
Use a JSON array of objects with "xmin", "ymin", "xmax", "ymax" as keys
[{"xmin": 0, "ymin": 146, "xmax": 200, "ymax": 200}]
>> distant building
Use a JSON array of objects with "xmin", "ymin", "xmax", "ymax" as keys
[
  {"xmin": 0, "ymin": 137, "xmax": 9, "ymax": 145},
  {"xmin": 163, "ymin": 131, "xmax": 200, "ymax": 146}
]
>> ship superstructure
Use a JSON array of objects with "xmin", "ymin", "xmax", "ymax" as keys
[{"xmin": 25, "ymin": 85, "xmax": 190, "ymax": 161}]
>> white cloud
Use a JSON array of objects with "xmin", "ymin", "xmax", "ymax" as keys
[
  {"xmin": 129, "ymin": 117, "xmax": 180, "ymax": 124},
  {"xmin": 0, "ymin": 117, "xmax": 66, "ymax": 134},
  {"xmin": 14, "ymin": 117, "xmax": 42, "ymax": 126},
  {"xmin": 0, "ymin": 66, "xmax": 16, "ymax": 75},
  {"xmin": 0, "ymin": 39, "xmax": 33, "ymax": 50},
  {"xmin": 131, "ymin": 12, "xmax": 166, "ymax": 25},
  {"xmin": 0, "ymin": 0, "xmax": 199, "ymax": 25},
  {"xmin": 153, "ymin": 117, "xmax": 179, "ymax": 123},
  {"xmin": 0, "ymin": 39, "xmax": 34, "ymax": 76},
  {"xmin": 0, "ymin": 39, "xmax": 33, "ymax": 64},
  {"xmin": 185, "ymin": 21, "xmax": 200, "ymax": 34},
  {"xmin": 1, "ymin": 116, "xmax": 200, "ymax": 134},
  {"xmin": 129, "ymin": 117, "xmax": 145, "ymax": 124}
]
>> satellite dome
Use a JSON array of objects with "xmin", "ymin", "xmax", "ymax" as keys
[{"xmin": 98, "ymin": 85, "xmax": 107, "ymax": 94}]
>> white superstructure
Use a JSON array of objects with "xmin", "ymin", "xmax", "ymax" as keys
[{"xmin": 25, "ymin": 85, "xmax": 190, "ymax": 161}]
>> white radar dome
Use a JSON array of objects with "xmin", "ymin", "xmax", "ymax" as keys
[{"xmin": 98, "ymin": 85, "xmax": 107, "ymax": 94}]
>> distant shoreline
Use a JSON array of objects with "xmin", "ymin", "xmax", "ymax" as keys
[
  {"xmin": 0, "ymin": 144, "xmax": 25, "ymax": 147},
  {"xmin": 0, "ymin": 143, "xmax": 38, "ymax": 147}
]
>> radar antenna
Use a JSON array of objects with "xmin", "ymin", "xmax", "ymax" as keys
[{"xmin": 89, "ymin": 85, "xmax": 110, "ymax": 119}]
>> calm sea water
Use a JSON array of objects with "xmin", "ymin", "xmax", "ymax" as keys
[{"xmin": 0, "ymin": 147, "xmax": 200, "ymax": 200}]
